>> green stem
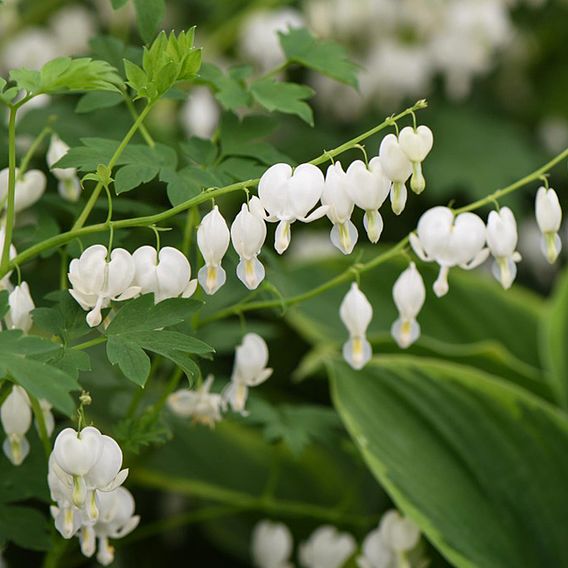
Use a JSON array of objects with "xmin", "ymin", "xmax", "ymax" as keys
[
  {"xmin": 132, "ymin": 468, "xmax": 375, "ymax": 528},
  {"xmin": 1, "ymin": 101, "xmax": 425, "ymax": 278},
  {"xmin": 18, "ymin": 125, "xmax": 53, "ymax": 178},
  {"xmin": 199, "ymin": 238, "xmax": 409, "ymax": 326},
  {"xmin": 454, "ymin": 147, "xmax": 568, "ymax": 214},
  {"xmin": 72, "ymin": 103, "xmax": 154, "ymax": 230},
  {"xmin": 0, "ymin": 107, "xmax": 18, "ymax": 273},
  {"xmin": 72, "ymin": 336, "xmax": 107, "ymax": 351},
  {"xmin": 124, "ymin": 95, "xmax": 155, "ymax": 148},
  {"xmin": 29, "ymin": 395, "xmax": 51, "ymax": 459}
]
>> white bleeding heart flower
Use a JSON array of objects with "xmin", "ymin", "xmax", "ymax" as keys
[
  {"xmin": 37, "ymin": 399, "xmax": 55, "ymax": 437},
  {"xmin": 340, "ymin": 283, "xmax": 373, "ymax": 370},
  {"xmin": 0, "ymin": 228, "xmax": 16, "ymax": 290},
  {"xmin": 168, "ymin": 375, "xmax": 225, "ymax": 428},
  {"xmin": 197, "ymin": 206, "xmax": 230, "ymax": 295},
  {"xmin": 224, "ymin": 333, "xmax": 273, "ymax": 415},
  {"xmin": 535, "ymin": 186, "xmax": 562, "ymax": 264},
  {"xmin": 231, "ymin": 198, "xmax": 267, "ymax": 290},
  {"xmin": 251, "ymin": 520, "xmax": 293, "ymax": 568},
  {"xmin": 5, "ymin": 281, "xmax": 35, "ymax": 333},
  {"xmin": 378, "ymin": 134, "xmax": 412, "ymax": 215},
  {"xmin": 68, "ymin": 245, "xmax": 140, "ymax": 327},
  {"xmin": 0, "ymin": 168, "xmax": 46, "ymax": 212},
  {"xmin": 391, "ymin": 263, "xmax": 426, "ymax": 349},
  {"xmin": 379, "ymin": 510, "xmax": 421, "ymax": 552},
  {"xmin": 299, "ymin": 525, "xmax": 356, "ymax": 568},
  {"xmin": 345, "ymin": 158, "xmax": 391, "ymax": 244},
  {"xmin": 50, "ymin": 503, "xmax": 82, "ymax": 540},
  {"xmin": 486, "ymin": 207, "xmax": 521, "ymax": 289},
  {"xmin": 398, "ymin": 125, "xmax": 433, "ymax": 194},
  {"xmin": 132, "ymin": 245, "xmax": 197, "ymax": 303},
  {"xmin": 258, "ymin": 163, "xmax": 327, "ymax": 254},
  {"xmin": 322, "ymin": 162, "xmax": 358, "ymax": 254},
  {"xmin": 58, "ymin": 175, "xmax": 82, "ymax": 202},
  {"xmin": 47, "ymin": 134, "xmax": 75, "ymax": 181},
  {"xmin": 1, "ymin": 385, "xmax": 32, "ymax": 466},
  {"xmin": 410, "ymin": 206, "xmax": 488, "ymax": 297}
]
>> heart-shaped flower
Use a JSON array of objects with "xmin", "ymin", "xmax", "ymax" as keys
[
  {"xmin": 0, "ymin": 168, "xmax": 46, "ymax": 212},
  {"xmin": 53, "ymin": 426, "xmax": 104, "ymax": 477}
]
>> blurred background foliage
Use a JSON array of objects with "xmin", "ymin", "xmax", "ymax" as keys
[{"xmin": 1, "ymin": 0, "xmax": 568, "ymax": 566}]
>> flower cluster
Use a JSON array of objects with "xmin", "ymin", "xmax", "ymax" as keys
[
  {"xmin": 250, "ymin": 509, "xmax": 424, "ymax": 568},
  {"xmin": 48, "ymin": 426, "xmax": 139, "ymax": 565},
  {"xmin": 1, "ymin": 385, "xmax": 53, "ymax": 465},
  {"xmin": 168, "ymin": 332, "xmax": 273, "ymax": 426}
]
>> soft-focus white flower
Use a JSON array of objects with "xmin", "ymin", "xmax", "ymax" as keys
[
  {"xmin": 37, "ymin": 399, "xmax": 55, "ymax": 438},
  {"xmin": 258, "ymin": 163, "xmax": 327, "ymax": 254},
  {"xmin": 181, "ymin": 87, "xmax": 221, "ymax": 139},
  {"xmin": 1, "ymin": 385, "xmax": 32, "ymax": 466},
  {"xmin": 1, "ymin": 28, "xmax": 58, "ymax": 71},
  {"xmin": 68, "ymin": 245, "xmax": 140, "ymax": 327},
  {"xmin": 49, "ymin": 6, "xmax": 96, "ymax": 55},
  {"xmin": 398, "ymin": 125, "xmax": 433, "ymax": 194},
  {"xmin": 299, "ymin": 525, "xmax": 356, "ymax": 568},
  {"xmin": 197, "ymin": 206, "xmax": 230, "ymax": 295},
  {"xmin": 47, "ymin": 134, "xmax": 82, "ymax": 202},
  {"xmin": 345, "ymin": 158, "xmax": 391, "ymax": 244},
  {"xmin": 168, "ymin": 375, "xmax": 225, "ymax": 428},
  {"xmin": 486, "ymin": 207, "xmax": 522, "ymax": 289},
  {"xmin": 0, "ymin": 229, "xmax": 17, "ymax": 290},
  {"xmin": 224, "ymin": 333, "xmax": 273, "ymax": 415},
  {"xmin": 132, "ymin": 245, "xmax": 197, "ymax": 302},
  {"xmin": 322, "ymin": 162, "xmax": 358, "ymax": 254},
  {"xmin": 378, "ymin": 134, "xmax": 412, "ymax": 215},
  {"xmin": 535, "ymin": 186, "xmax": 562, "ymax": 263},
  {"xmin": 340, "ymin": 283, "xmax": 373, "ymax": 370},
  {"xmin": 251, "ymin": 520, "xmax": 293, "ymax": 568},
  {"xmin": 379, "ymin": 510, "xmax": 420, "ymax": 553},
  {"xmin": 5, "ymin": 281, "xmax": 35, "ymax": 333},
  {"xmin": 0, "ymin": 168, "xmax": 46, "ymax": 212},
  {"xmin": 240, "ymin": 8, "xmax": 304, "ymax": 71},
  {"xmin": 391, "ymin": 263, "xmax": 425, "ymax": 349},
  {"xmin": 410, "ymin": 206, "xmax": 488, "ymax": 297},
  {"xmin": 231, "ymin": 198, "xmax": 267, "ymax": 290}
]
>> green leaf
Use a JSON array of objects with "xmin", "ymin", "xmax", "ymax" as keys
[
  {"xmin": 114, "ymin": 163, "xmax": 158, "ymax": 194},
  {"xmin": 55, "ymin": 137, "xmax": 118, "ymax": 171},
  {"xmin": 251, "ymin": 78, "xmax": 314, "ymax": 126},
  {"xmin": 0, "ymin": 331, "xmax": 80, "ymax": 415},
  {"xmin": 198, "ymin": 63, "xmax": 250, "ymax": 111},
  {"xmin": 161, "ymin": 165, "xmax": 222, "ymax": 207},
  {"xmin": 111, "ymin": 0, "xmax": 129, "ymax": 8},
  {"xmin": 541, "ymin": 267, "xmax": 568, "ymax": 406},
  {"xmin": 330, "ymin": 356, "xmax": 568, "ymax": 567},
  {"xmin": 133, "ymin": 0, "xmax": 166, "ymax": 43},
  {"xmin": 0, "ymin": 504, "xmax": 51, "ymax": 551},
  {"xmin": 9, "ymin": 68, "xmax": 40, "ymax": 93},
  {"xmin": 279, "ymin": 28, "xmax": 359, "ymax": 88},
  {"xmin": 180, "ymin": 137, "xmax": 218, "ymax": 166},
  {"xmin": 114, "ymin": 408, "xmax": 172, "ymax": 454},
  {"xmin": 0, "ymin": 290, "xmax": 8, "ymax": 320},
  {"xmin": 76, "ymin": 91, "xmax": 123, "ymax": 113}
]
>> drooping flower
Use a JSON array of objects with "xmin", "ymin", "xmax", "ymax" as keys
[
  {"xmin": 5, "ymin": 281, "xmax": 35, "ymax": 333},
  {"xmin": 132, "ymin": 245, "xmax": 197, "ymax": 302},
  {"xmin": 322, "ymin": 162, "xmax": 358, "ymax": 254},
  {"xmin": 299, "ymin": 525, "xmax": 356, "ymax": 568},
  {"xmin": 224, "ymin": 333, "xmax": 273, "ymax": 415},
  {"xmin": 47, "ymin": 134, "xmax": 81, "ymax": 202},
  {"xmin": 1, "ymin": 385, "xmax": 32, "ymax": 466},
  {"xmin": 378, "ymin": 134, "xmax": 412, "ymax": 215},
  {"xmin": 340, "ymin": 283, "xmax": 373, "ymax": 370},
  {"xmin": 197, "ymin": 206, "xmax": 230, "ymax": 295},
  {"xmin": 251, "ymin": 520, "xmax": 293, "ymax": 568},
  {"xmin": 391, "ymin": 263, "xmax": 425, "ymax": 349},
  {"xmin": 486, "ymin": 207, "xmax": 522, "ymax": 289},
  {"xmin": 258, "ymin": 163, "xmax": 327, "ymax": 254},
  {"xmin": 344, "ymin": 158, "xmax": 391, "ymax": 244},
  {"xmin": 535, "ymin": 186, "xmax": 562, "ymax": 264},
  {"xmin": 68, "ymin": 245, "xmax": 140, "ymax": 327},
  {"xmin": 168, "ymin": 375, "xmax": 225, "ymax": 428},
  {"xmin": 398, "ymin": 125, "xmax": 433, "ymax": 194},
  {"xmin": 0, "ymin": 228, "xmax": 17, "ymax": 290},
  {"xmin": 0, "ymin": 168, "xmax": 46, "ymax": 212},
  {"xmin": 410, "ymin": 206, "xmax": 488, "ymax": 297},
  {"xmin": 230, "ymin": 198, "xmax": 267, "ymax": 290}
]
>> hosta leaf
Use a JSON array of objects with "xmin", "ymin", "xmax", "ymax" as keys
[{"xmin": 330, "ymin": 356, "xmax": 568, "ymax": 568}]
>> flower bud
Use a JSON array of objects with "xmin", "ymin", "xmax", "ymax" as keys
[
  {"xmin": 251, "ymin": 520, "xmax": 293, "ymax": 568},
  {"xmin": 132, "ymin": 245, "xmax": 197, "ymax": 302},
  {"xmin": 340, "ymin": 283, "xmax": 373, "ymax": 370},
  {"xmin": 379, "ymin": 133, "xmax": 412, "ymax": 215},
  {"xmin": 391, "ymin": 263, "xmax": 425, "ymax": 349},
  {"xmin": 168, "ymin": 376, "xmax": 225, "ymax": 428},
  {"xmin": 197, "ymin": 206, "xmax": 230, "ymax": 294},
  {"xmin": 398, "ymin": 125, "xmax": 433, "ymax": 194},
  {"xmin": 231, "ymin": 199, "xmax": 267, "ymax": 290},
  {"xmin": 486, "ymin": 207, "xmax": 521, "ymax": 289},
  {"xmin": 299, "ymin": 525, "xmax": 356, "ymax": 568},
  {"xmin": 535, "ymin": 186, "xmax": 562, "ymax": 263},
  {"xmin": 5, "ymin": 281, "xmax": 35, "ymax": 333},
  {"xmin": 0, "ymin": 168, "xmax": 46, "ymax": 212},
  {"xmin": 1, "ymin": 386, "xmax": 32, "ymax": 466}
]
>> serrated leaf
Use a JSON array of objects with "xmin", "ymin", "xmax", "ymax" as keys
[
  {"xmin": 180, "ymin": 137, "xmax": 218, "ymax": 166},
  {"xmin": 76, "ymin": 91, "xmax": 123, "ymax": 113},
  {"xmin": 114, "ymin": 163, "xmax": 158, "ymax": 194},
  {"xmin": 251, "ymin": 78, "xmax": 314, "ymax": 126},
  {"xmin": 198, "ymin": 63, "xmax": 250, "ymax": 111},
  {"xmin": 33, "ymin": 290, "xmax": 90, "ymax": 342},
  {"xmin": 114, "ymin": 410, "xmax": 171, "ymax": 454},
  {"xmin": 279, "ymin": 28, "xmax": 359, "ymax": 87}
]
